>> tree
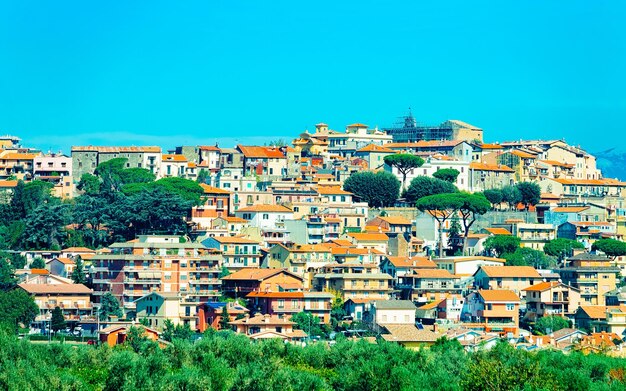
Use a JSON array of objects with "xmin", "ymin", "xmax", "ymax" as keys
[
  {"xmin": 71, "ymin": 256, "xmax": 87, "ymax": 284},
  {"xmin": 50, "ymin": 306, "xmax": 66, "ymax": 332},
  {"xmin": 534, "ymin": 316, "xmax": 570, "ymax": 335},
  {"xmin": 504, "ymin": 247, "xmax": 556, "ymax": 269},
  {"xmin": 0, "ymin": 258, "xmax": 17, "ymax": 291},
  {"xmin": 516, "ymin": 182, "xmax": 541, "ymax": 210},
  {"xmin": 197, "ymin": 169, "xmax": 210, "ymax": 184},
  {"xmin": 127, "ymin": 187, "xmax": 194, "ymax": 235},
  {"xmin": 219, "ymin": 306, "xmax": 231, "ymax": 330},
  {"xmin": 457, "ymin": 193, "xmax": 491, "ymax": 255},
  {"xmin": 77, "ymin": 173, "xmax": 102, "ymax": 196},
  {"xmin": 0, "ymin": 252, "xmax": 26, "ymax": 270},
  {"xmin": 484, "ymin": 235, "xmax": 521, "ymax": 257},
  {"xmin": 416, "ymin": 193, "xmax": 465, "ymax": 257},
  {"xmin": 482, "ymin": 189, "xmax": 503, "ymax": 210},
  {"xmin": 100, "ymin": 292, "xmax": 123, "ymax": 321},
  {"xmin": 118, "ymin": 168, "xmax": 156, "ymax": 184},
  {"xmin": 343, "ymin": 171, "xmax": 400, "ymax": 208},
  {"xmin": 403, "ymin": 176, "xmax": 458, "ymax": 204},
  {"xmin": 544, "ymin": 238, "xmax": 585, "ymax": 261},
  {"xmin": 501, "ymin": 185, "xmax": 522, "ymax": 210},
  {"xmin": 30, "ymin": 258, "xmax": 45, "ymax": 269},
  {"xmin": 433, "ymin": 168, "xmax": 460, "ymax": 183},
  {"xmin": 0, "ymin": 289, "xmax": 39, "ymax": 331},
  {"xmin": 291, "ymin": 312, "xmax": 325, "ymax": 337},
  {"xmin": 383, "ymin": 154, "xmax": 424, "ymax": 190},
  {"xmin": 447, "ymin": 217, "xmax": 463, "ymax": 255},
  {"xmin": 219, "ymin": 267, "xmax": 231, "ymax": 278},
  {"xmin": 592, "ymin": 239, "xmax": 626, "ymax": 259},
  {"xmin": 21, "ymin": 203, "xmax": 69, "ymax": 250}
]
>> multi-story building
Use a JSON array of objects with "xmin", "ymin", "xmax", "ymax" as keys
[
  {"xmin": 522, "ymin": 281, "xmax": 581, "ymax": 321},
  {"xmin": 246, "ymin": 291, "xmax": 334, "ymax": 323},
  {"xmin": 91, "ymin": 235, "xmax": 222, "ymax": 312},
  {"xmin": 463, "ymin": 289, "xmax": 520, "ymax": 336},
  {"xmin": 190, "ymin": 184, "xmax": 231, "ymax": 229},
  {"xmin": 0, "ymin": 151, "xmax": 40, "ymax": 180},
  {"xmin": 558, "ymin": 253, "xmax": 621, "ymax": 305},
  {"xmin": 386, "ymin": 155, "xmax": 470, "ymax": 191},
  {"xmin": 468, "ymin": 162, "xmax": 515, "ymax": 192},
  {"xmin": 19, "ymin": 282, "xmax": 92, "ymax": 324},
  {"xmin": 202, "ymin": 236, "xmax": 261, "ymax": 271},
  {"xmin": 312, "ymin": 263, "xmax": 393, "ymax": 301},
  {"xmin": 473, "ymin": 266, "xmax": 541, "ymax": 297},
  {"xmin": 33, "ymin": 153, "xmax": 73, "ymax": 198},
  {"xmin": 266, "ymin": 244, "xmax": 333, "ymax": 288},
  {"xmin": 326, "ymin": 123, "xmax": 393, "ymax": 158},
  {"xmin": 220, "ymin": 268, "xmax": 304, "ymax": 298},
  {"xmin": 134, "ymin": 291, "xmax": 199, "ymax": 330},
  {"xmin": 515, "ymin": 223, "xmax": 556, "ymax": 250},
  {"xmin": 396, "ymin": 268, "xmax": 462, "ymax": 303}
]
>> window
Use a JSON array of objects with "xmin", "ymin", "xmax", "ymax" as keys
[
  {"xmin": 262, "ymin": 214, "xmax": 269, "ymax": 220},
  {"xmin": 506, "ymin": 304, "xmax": 515, "ymax": 311},
  {"xmin": 278, "ymin": 299, "xmax": 285, "ymax": 309}
]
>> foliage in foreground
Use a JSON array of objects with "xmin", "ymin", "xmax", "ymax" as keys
[{"xmin": 0, "ymin": 331, "xmax": 625, "ymax": 391}]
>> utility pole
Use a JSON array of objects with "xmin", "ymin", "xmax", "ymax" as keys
[{"xmin": 48, "ymin": 310, "xmax": 51, "ymax": 343}]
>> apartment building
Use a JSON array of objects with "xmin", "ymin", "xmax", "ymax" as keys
[
  {"xmin": 91, "ymin": 235, "xmax": 222, "ymax": 312},
  {"xmin": 312, "ymin": 263, "xmax": 393, "ymax": 301},
  {"xmin": 246, "ymin": 291, "xmax": 334, "ymax": 323},
  {"xmin": 522, "ymin": 281, "xmax": 581, "ymax": 321},
  {"xmin": 558, "ymin": 253, "xmax": 621, "ymax": 305},
  {"xmin": 464, "ymin": 289, "xmax": 521, "ymax": 336},
  {"xmin": 202, "ymin": 236, "xmax": 261, "ymax": 271}
]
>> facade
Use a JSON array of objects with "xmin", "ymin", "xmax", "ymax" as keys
[
  {"xmin": 228, "ymin": 313, "xmax": 307, "ymax": 342},
  {"xmin": 397, "ymin": 268, "xmax": 461, "ymax": 303},
  {"xmin": 473, "ymin": 266, "xmax": 541, "ymax": 296},
  {"xmin": 220, "ymin": 268, "xmax": 304, "ymax": 297},
  {"xmin": 464, "ymin": 290, "xmax": 520, "ymax": 336},
  {"xmin": 522, "ymin": 281, "xmax": 581, "ymax": 321},
  {"xmin": 19, "ymin": 282, "xmax": 92, "ymax": 323},
  {"xmin": 202, "ymin": 236, "xmax": 261, "ymax": 270},
  {"xmin": 246, "ymin": 291, "xmax": 334, "ymax": 323},
  {"xmin": 134, "ymin": 291, "xmax": 198, "ymax": 330},
  {"xmin": 313, "ymin": 263, "xmax": 393, "ymax": 301},
  {"xmin": 558, "ymin": 253, "xmax": 620, "ymax": 305}
]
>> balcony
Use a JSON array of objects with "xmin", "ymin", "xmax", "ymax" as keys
[{"xmin": 189, "ymin": 278, "xmax": 221, "ymax": 285}]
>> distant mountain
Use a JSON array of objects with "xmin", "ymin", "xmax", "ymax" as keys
[{"xmin": 595, "ymin": 148, "xmax": 626, "ymax": 181}]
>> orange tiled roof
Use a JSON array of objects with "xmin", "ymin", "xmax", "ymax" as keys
[
  {"xmin": 19, "ymin": 283, "xmax": 92, "ymax": 294},
  {"xmin": 479, "ymin": 266, "xmax": 541, "ymax": 278},
  {"xmin": 478, "ymin": 289, "xmax": 520, "ymax": 302},
  {"xmin": 377, "ymin": 216, "xmax": 412, "ymax": 225},
  {"xmin": 579, "ymin": 306, "xmax": 608, "ymax": 319},
  {"xmin": 549, "ymin": 178, "xmax": 626, "ymax": 186},
  {"xmin": 386, "ymin": 256, "xmax": 436, "ymax": 269},
  {"xmin": 356, "ymin": 144, "xmax": 395, "ymax": 153},
  {"xmin": 211, "ymin": 236, "xmax": 259, "ymax": 244},
  {"xmin": 484, "ymin": 227, "xmax": 512, "ymax": 235},
  {"xmin": 62, "ymin": 247, "xmax": 95, "ymax": 253},
  {"xmin": 347, "ymin": 233, "xmax": 388, "ymax": 241},
  {"xmin": 552, "ymin": 206, "xmax": 589, "ymax": 213},
  {"xmin": 469, "ymin": 162, "xmax": 515, "ymax": 172},
  {"xmin": 222, "ymin": 268, "xmax": 301, "ymax": 281},
  {"xmin": 347, "ymin": 123, "xmax": 368, "ymax": 128},
  {"xmin": 480, "ymin": 143, "xmax": 503, "ymax": 150},
  {"xmin": 413, "ymin": 269, "xmax": 456, "ymax": 278},
  {"xmin": 316, "ymin": 186, "xmax": 352, "ymax": 195},
  {"xmin": 162, "ymin": 154, "xmax": 187, "ymax": 162},
  {"xmin": 0, "ymin": 180, "xmax": 19, "ymax": 188},
  {"xmin": 237, "ymin": 204, "xmax": 293, "ymax": 213},
  {"xmin": 199, "ymin": 145, "xmax": 221, "ymax": 151},
  {"xmin": 522, "ymin": 281, "xmax": 561, "ymax": 292},
  {"xmin": 29, "ymin": 269, "xmax": 49, "ymax": 275},
  {"xmin": 2, "ymin": 153, "xmax": 39, "ymax": 160},
  {"xmin": 510, "ymin": 150, "xmax": 537, "ymax": 159},
  {"xmin": 237, "ymin": 145, "xmax": 285, "ymax": 159},
  {"xmin": 200, "ymin": 184, "xmax": 231, "ymax": 194}
]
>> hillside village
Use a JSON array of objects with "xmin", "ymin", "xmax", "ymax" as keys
[{"xmin": 2, "ymin": 113, "xmax": 626, "ymax": 353}]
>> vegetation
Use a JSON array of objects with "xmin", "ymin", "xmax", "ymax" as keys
[
  {"xmin": 383, "ymin": 154, "xmax": 424, "ymax": 189},
  {"xmin": 50, "ymin": 306, "xmax": 66, "ymax": 332},
  {"xmin": 100, "ymin": 292, "xmax": 123, "ymax": 321},
  {"xmin": 0, "ymin": 289, "xmax": 38, "ymax": 332},
  {"xmin": 71, "ymin": 256, "xmax": 87, "ymax": 285},
  {"xmin": 30, "ymin": 257, "xmax": 46, "ymax": 269},
  {"xmin": 516, "ymin": 182, "xmax": 542, "ymax": 210},
  {"xmin": 501, "ymin": 185, "xmax": 522, "ymax": 210},
  {"xmin": 484, "ymin": 235, "xmax": 521, "ymax": 257},
  {"xmin": 534, "ymin": 316, "xmax": 571, "ymax": 335},
  {"xmin": 503, "ymin": 247, "xmax": 556, "ymax": 269},
  {"xmin": 0, "ymin": 332, "xmax": 624, "ymax": 390},
  {"xmin": 456, "ymin": 193, "xmax": 491, "ymax": 255},
  {"xmin": 403, "ymin": 176, "xmax": 458, "ymax": 204},
  {"xmin": 416, "ymin": 193, "xmax": 465, "ymax": 257},
  {"xmin": 433, "ymin": 168, "xmax": 460, "ymax": 183},
  {"xmin": 291, "ymin": 312, "xmax": 327, "ymax": 338},
  {"xmin": 592, "ymin": 239, "xmax": 626, "ymax": 258},
  {"xmin": 544, "ymin": 238, "xmax": 585, "ymax": 261},
  {"xmin": 343, "ymin": 171, "xmax": 401, "ymax": 208},
  {"xmin": 482, "ymin": 189, "xmax": 503, "ymax": 209}
]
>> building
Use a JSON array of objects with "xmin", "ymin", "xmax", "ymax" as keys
[
  {"xmin": 265, "ymin": 244, "xmax": 333, "ymax": 288},
  {"xmin": 464, "ymin": 290, "xmax": 520, "ymax": 336},
  {"xmin": 327, "ymin": 123, "xmax": 393, "ymax": 158},
  {"xmin": 397, "ymin": 268, "xmax": 461, "ymax": 303},
  {"xmin": 196, "ymin": 301, "xmax": 250, "ymax": 332},
  {"xmin": 473, "ymin": 266, "xmax": 541, "ymax": 296},
  {"xmin": 558, "ymin": 253, "xmax": 621, "ymax": 305},
  {"xmin": 468, "ymin": 162, "xmax": 515, "ymax": 192},
  {"xmin": 367, "ymin": 300, "xmax": 417, "ymax": 332},
  {"xmin": 134, "ymin": 291, "xmax": 198, "ymax": 330},
  {"xmin": 91, "ymin": 235, "xmax": 222, "ymax": 312},
  {"xmin": 220, "ymin": 268, "xmax": 304, "ymax": 298},
  {"xmin": 19, "ymin": 282, "xmax": 92, "ymax": 324},
  {"xmin": 522, "ymin": 281, "xmax": 581, "ymax": 321},
  {"xmin": 228, "ymin": 313, "xmax": 307, "ymax": 342},
  {"xmin": 99, "ymin": 325, "xmax": 159, "ymax": 347},
  {"xmin": 313, "ymin": 263, "xmax": 393, "ymax": 301},
  {"xmin": 246, "ymin": 291, "xmax": 334, "ymax": 323},
  {"xmin": 383, "ymin": 113, "xmax": 483, "ymax": 144},
  {"xmin": 202, "ymin": 236, "xmax": 261, "ymax": 271},
  {"xmin": 434, "ymin": 256, "xmax": 506, "ymax": 277},
  {"xmin": 190, "ymin": 184, "xmax": 231, "ymax": 229}
]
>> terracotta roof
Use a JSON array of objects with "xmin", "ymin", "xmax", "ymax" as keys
[
  {"xmin": 229, "ymin": 314, "xmax": 296, "ymax": 326},
  {"xmin": 434, "ymin": 256, "xmax": 506, "ymax": 264},
  {"xmin": 2, "ymin": 153, "xmax": 39, "ymax": 160},
  {"xmin": 578, "ymin": 306, "xmax": 608, "ymax": 320},
  {"xmin": 50, "ymin": 257, "xmax": 75, "ymax": 265},
  {"xmin": 548, "ymin": 178, "xmax": 626, "ymax": 186},
  {"xmin": 29, "ymin": 269, "xmax": 49, "ymax": 275},
  {"xmin": 199, "ymin": 145, "xmax": 221, "ymax": 151},
  {"xmin": 246, "ymin": 291, "xmax": 305, "ymax": 298},
  {"xmin": 0, "ymin": 180, "xmax": 18, "ymax": 188},
  {"xmin": 237, "ymin": 145, "xmax": 285, "ymax": 159},
  {"xmin": 387, "ymin": 140, "xmax": 464, "ymax": 149},
  {"xmin": 200, "ymin": 184, "xmax": 231, "ymax": 194},
  {"xmin": 211, "ymin": 236, "xmax": 259, "ymax": 244},
  {"xmin": 222, "ymin": 268, "xmax": 302, "ymax": 282},
  {"xmin": 553, "ymin": 206, "xmax": 589, "ymax": 213},
  {"xmin": 510, "ymin": 150, "xmax": 537, "ymax": 159},
  {"xmin": 522, "ymin": 281, "xmax": 562, "ymax": 292},
  {"xmin": 377, "ymin": 216, "xmax": 412, "ymax": 225},
  {"xmin": 478, "ymin": 289, "xmax": 520, "ymax": 302},
  {"xmin": 236, "ymin": 204, "xmax": 293, "ymax": 213},
  {"xmin": 469, "ymin": 162, "xmax": 515, "ymax": 172},
  {"xmin": 478, "ymin": 266, "xmax": 540, "ymax": 278},
  {"xmin": 326, "ymin": 239, "xmax": 353, "ymax": 247},
  {"xmin": 316, "ymin": 186, "xmax": 352, "ymax": 195},
  {"xmin": 331, "ymin": 247, "xmax": 384, "ymax": 256},
  {"xmin": 162, "ymin": 154, "xmax": 187, "ymax": 162},
  {"xmin": 538, "ymin": 160, "xmax": 575, "ymax": 168},
  {"xmin": 417, "ymin": 299, "xmax": 445, "ymax": 310},
  {"xmin": 480, "ymin": 143, "xmax": 503, "ymax": 150},
  {"xmin": 385, "ymin": 256, "xmax": 436, "ymax": 269},
  {"xmin": 71, "ymin": 146, "xmax": 161, "ymax": 153},
  {"xmin": 347, "ymin": 123, "xmax": 368, "ymax": 128},
  {"xmin": 347, "ymin": 233, "xmax": 388, "ymax": 241},
  {"xmin": 19, "ymin": 283, "xmax": 92, "ymax": 294},
  {"xmin": 220, "ymin": 216, "xmax": 249, "ymax": 223},
  {"xmin": 356, "ymin": 144, "xmax": 394, "ymax": 153},
  {"xmin": 484, "ymin": 227, "xmax": 512, "ymax": 235},
  {"xmin": 380, "ymin": 324, "xmax": 440, "ymax": 343}
]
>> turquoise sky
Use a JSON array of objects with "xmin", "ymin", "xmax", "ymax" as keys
[{"xmin": 0, "ymin": 1, "xmax": 624, "ymax": 154}]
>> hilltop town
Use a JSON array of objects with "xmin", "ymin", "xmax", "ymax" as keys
[{"xmin": 2, "ymin": 113, "xmax": 626, "ymax": 354}]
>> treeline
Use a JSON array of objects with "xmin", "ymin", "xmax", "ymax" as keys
[
  {"xmin": 0, "ymin": 158, "xmax": 206, "ymax": 251},
  {"xmin": 1, "ymin": 331, "xmax": 625, "ymax": 390}
]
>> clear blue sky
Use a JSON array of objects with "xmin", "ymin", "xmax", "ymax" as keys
[{"xmin": 0, "ymin": 1, "xmax": 624, "ymax": 154}]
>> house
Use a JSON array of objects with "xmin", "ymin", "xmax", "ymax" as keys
[
  {"xmin": 379, "ymin": 324, "xmax": 440, "ymax": 349},
  {"xmin": 576, "ymin": 332, "xmax": 622, "ymax": 354},
  {"xmin": 99, "ymin": 324, "xmax": 160, "ymax": 347},
  {"xmin": 397, "ymin": 268, "xmax": 461, "ymax": 303},
  {"xmin": 220, "ymin": 268, "xmax": 304, "ymax": 298},
  {"xmin": 366, "ymin": 215, "xmax": 413, "ymax": 234},
  {"xmin": 265, "ymin": 243, "xmax": 333, "ymax": 288},
  {"xmin": 246, "ymin": 291, "xmax": 334, "ymax": 323},
  {"xmin": 343, "ymin": 232, "xmax": 389, "ymax": 254},
  {"xmin": 190, "ymin": 184, "xmax": 231, "ymax": 228},
  {"xmin": 515, "ymin": 223, "xmax": 556, "ymax": 250},
  {"xmin": 468, "ymin": 162, "xmax": 515, "ymax": 192},
  {"xmin": 367, "ymin": 300, "xmax": 417, "ymax": 331},
  {"xmin": 237, "ymin": 145, "xmax": 287, "ymax": 183},
  {"xmin": 446, "ymin": 328, "xmax": 500, "ymax": 352},
  {"xmin": 313, "ymin": 263, "xmax": 393, "ymax": 301},
  {"xmin": 522, "ymin": 281, "xmax": 581, "ymax": 321},
  {"xmin": 202, "ymin": 236, "xmax": 262, "ymax": 271},
  {"xmin": 235, "ymin": 205, "xmax": 294, "ymax": 246},
  {"xmin": 575, "ymin": 305, "xmax": 611, "ymax": 331},
  {"xmin": 549, "ymin": 328, "xmax": 587, "ymax": 349},
  {"xmin": 210, "ymin": 216, "xmax": 249, "ymax": 235},
  {"xmin": 19, "ymin": 282, "xmax": 92, "ymax": 323},
  {"xmin": 464, "ymin": 290, "xmax": 521, "ymax": 336},
  {"xmin": 379, "ymin": 256, "xmax": 437, "ymax": 283},
  {"xmin": 558, "ymin": 253, "xmax": 621, "ymax": 305},
  {"xmin": 473, "ymin": 266, "xmax": 541, "ymax": 296},
  {"xmin": 45, "ymin": 257, "xmax": 75, "ymax": 278},
  {"xmin": 591, "ymin": 305, "xmax": 626, "ymax": 338},
  {"xmin": 196, "ymin": 301, "xmax": 249, "ymax": 332},
  {"xmin": 134, "ymin": 292, "xmax": 198, "ymax": 330},
  {"xmin": 228, "ymin": 313, "xmax": 307, "ymax": 342},
  {"xmin": 353, "ymin": 144, "xmax": 395, "ymax": 170}
]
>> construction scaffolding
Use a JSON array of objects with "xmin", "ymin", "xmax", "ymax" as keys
[{"xmin": 383, "ymin": 109, "xmax": 454, "ymax": 143}]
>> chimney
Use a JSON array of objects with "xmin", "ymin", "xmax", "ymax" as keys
[{"xmin": 264, "ymin": 314, "xmax": 270, "ymax": 323}]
